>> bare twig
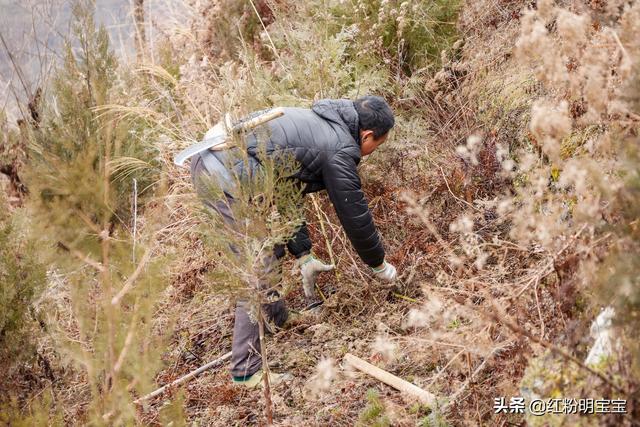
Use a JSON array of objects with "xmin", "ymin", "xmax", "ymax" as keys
[
  {"xmin": 443, "ymin": 343, "xmax": 513, "ymax": 411},
  {"xmin": 134, "ymin": 351, "xmax": 232, "ymax": 403},
  {"xmin": 438, "ymin": 165, "xmax": 479, "ymax": 211},
  {"xmin": 608, "ymin": 28, "xmax": 630, "ymax": 64},
  {"xmin": 132, "ymin": 178, "xmax": 138, "ymax": 263},
  {"xmin": 132, "ymin": 0, "xmax": 146, "ymax": 62},
  {"xmin": 392, "ymin": 292, "xmax": 419, "ymax": 303},
  {"xmin": 310, "ymin": 194, "xmax": 339, "ymax": 275},
  {"xmin": 111, "ymin": 247, "xmax": 153, "ymax": 306},
  {"xmin": 0, "ymin": 30, "xmax": 32, "ymax": 99},
  {"xmin": 113, "ymin": 299, "xmax": 140, "ymax": 374},
  {"xmin": 258, "ymin": 307, "xmax": 274, "ymax": 425},
  {"xmin": 57, "ymin": 241, "xmax": 105, "ymax": 272},
  {"xmin": 427, "ymin": 348, "xmax": 466, "ymax": 388},
  {"xmin": 534, "ymin": 278, "xmax": 545, "ymax": 339},
  {"xmin": 484, "ymin": 302, "xmax": 625, "ymax": 393},
  {"xmin": 398, "ymin": 335, "xmax": 467, "ymax": 349},
  {"xmin": 248, "ymin": 0, "xmax": 284, "ymax": 71}
]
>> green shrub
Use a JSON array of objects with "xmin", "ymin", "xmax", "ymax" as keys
[
  {"xmin": 329, "ymin": 0, "xmax": 461, "ymax": 74},
  {"xmin": 0, "ymin": 194, "xmax": 46, "ymax": 367},
  {"xmin": 0, "ymin": 389, "xmax": 63, "ymax": 427},
  {"xmin": 17, "ymin": 2, "xmax": 175, "ymax": 423}
]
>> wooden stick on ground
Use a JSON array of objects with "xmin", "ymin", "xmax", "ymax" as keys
[
  {"xmin": 135, "ymin": 351, "xmax": 232, "ymax": 403},
  {"xmin": 344, "ymin": 353, "xmax": 436, "ymax": 405}
]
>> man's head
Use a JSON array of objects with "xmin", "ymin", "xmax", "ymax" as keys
[{"xmin": 354, "ymin": 95, "xmax": 395, "ymax": 156}]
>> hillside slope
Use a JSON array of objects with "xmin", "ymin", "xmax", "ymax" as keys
[{"xmin": 1, "ymin": 0, "xmax": 638, "ymax": 425}]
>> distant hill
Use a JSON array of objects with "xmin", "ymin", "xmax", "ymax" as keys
[{"xmin": 0, "ymin": 0, "xmax": 183, "ymax": 121}]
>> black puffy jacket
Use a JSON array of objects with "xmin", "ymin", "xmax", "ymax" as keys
[{"xmin": 203, "ymin": 99, "xmax": 385, "ymax": 268}]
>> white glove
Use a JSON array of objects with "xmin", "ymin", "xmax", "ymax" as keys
[
  {"xmin": 372, "ymin": 261, "xmax": 397, "ymax": 282},
  {"xmin": 298, "ymin": 254, "xmax": 334, "ymax": 298}
]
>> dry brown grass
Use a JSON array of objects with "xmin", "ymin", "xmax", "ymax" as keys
[
  {"xmin": 127, "ymin": 1, "xmax": 591, "ymax": 424},
  {"xmin": 4, "ymin": 0, "xmax": 639, "ymax": 425}
]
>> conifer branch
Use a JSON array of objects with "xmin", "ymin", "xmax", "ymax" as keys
[
  {"xmin": 57, "ymin": 241, "xmax": 105, "ymax": 272},
  {"xmin": 113, "ymin": 299, "xmax": 139, "ymax": 374},
  {"xmin": 74, "ymin": 209, "xmax": 102, "ymax": 235},
  {"xmin": 111, "ymin": 246, "xmax": 153, "ymax": 306}
]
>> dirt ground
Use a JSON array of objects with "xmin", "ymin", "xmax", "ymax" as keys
[{"xmin": 137, "ymin": 169, "xmax": 560, "ymax": 426}]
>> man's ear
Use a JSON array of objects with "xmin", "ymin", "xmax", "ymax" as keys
[{"xmin": 360, "ymin": 129, "xmax": 374, "ymax": 143}]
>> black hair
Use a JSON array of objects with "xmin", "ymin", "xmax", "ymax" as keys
[{"xmin": 353, "ymin": 95, "xmax": 395, "ymax": 138}]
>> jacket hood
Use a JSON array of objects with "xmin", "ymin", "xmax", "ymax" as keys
[{"xmin": 311, "ymin": 99, "xmax": 361, "ymax": 145}]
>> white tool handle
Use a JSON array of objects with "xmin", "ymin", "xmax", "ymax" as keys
[{"xmin": 232, "ymin": 108, "xmax": 284, "ymax": 133}]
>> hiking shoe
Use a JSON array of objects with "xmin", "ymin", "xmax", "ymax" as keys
[{"xmin": 232, "ymin": 370, "xmax": 292, "ymax": 388}]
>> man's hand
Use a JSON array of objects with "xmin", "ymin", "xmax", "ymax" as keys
[
  {"xmin": 298, "ymin": 254, "xmax": 334, "ymax": 298},
  {"xmin": 372, "ymin": 261, "xmax": 397, "ymax": 282}
]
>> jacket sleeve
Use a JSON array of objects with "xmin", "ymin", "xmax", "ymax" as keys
[
  {"xmin": 287, "ymin": 223, "xmax": 312, "ymax": 258},
  {"xmin": 322, "ymin": 148, "xmax": 385, "ymax": 267}
]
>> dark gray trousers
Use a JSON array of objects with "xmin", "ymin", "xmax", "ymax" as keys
[{"xmin": 191, "ymin": 152, "xmax": 288, "ymax": 379}]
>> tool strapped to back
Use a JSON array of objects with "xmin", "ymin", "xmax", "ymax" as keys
[{"xmin": 173, "ymin": 108, "xmax": 285, "ymax": 167}]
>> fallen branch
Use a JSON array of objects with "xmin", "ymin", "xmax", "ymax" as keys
[
  {"xmin": 135, "ymin": 351, "xmax": 232, "ymax": 403},
  {"xmin": 344, "ymin": 353, "xmax": 436, "ymax": 405}
]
